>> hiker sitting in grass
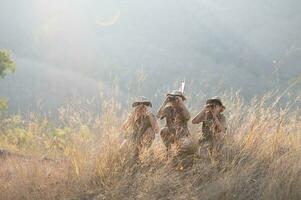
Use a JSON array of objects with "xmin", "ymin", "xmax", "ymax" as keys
[
  {"xmin": 123, "ymin": 97, "xmax": 159, "ymax": 160},
  {"xmin": 157, "ymin": 90, "xmax": 191, "ymax": 152},
  {"xmin": 192, "ymin": 97, "xmax": 227, "ymax": 159}
]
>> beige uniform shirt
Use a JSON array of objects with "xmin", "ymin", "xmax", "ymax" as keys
[{"xmin": 192, "ymin": 110, "xmax": 226, "ymax": 141}]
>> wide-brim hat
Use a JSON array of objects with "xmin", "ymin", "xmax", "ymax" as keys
[
  {"xmin": 206, "ymin": 96, "xmax": 225, "ymax": 109},
  {"xmin": 132, "ymin": 96, "xmax": 152, "ymax": 107},
  {"xmin": 166, "ymin": 90, "xmax": 186, "ymax": 100}
]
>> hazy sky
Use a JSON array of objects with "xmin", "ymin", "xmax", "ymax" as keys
[{"xmin": 0, "ymin": 0, "xmax": 300, "ymax": 112}]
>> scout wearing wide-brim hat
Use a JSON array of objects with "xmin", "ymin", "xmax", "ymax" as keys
[
  {"xmin": 166, "ymin": 90, "xmax": 186, "ymax": 101},
  {"xmin": 206, "ymin": 96, "xmax": 226, "ymax": 110},
  {"xmin": 132, "ymin": 96, "xmax": 152, "ymax": 107}
]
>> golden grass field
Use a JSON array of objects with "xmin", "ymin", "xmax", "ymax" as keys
[{"xmin": 0, "ymin": 94, "xmax": 300, "ymax": 200}]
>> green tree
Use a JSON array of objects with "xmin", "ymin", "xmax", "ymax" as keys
[
  {"xmin": 0, "ymin": 50, "xmax": 15, "ymax": 112},
  {"xmin": 0, "ymin": 50, "xmax": 15, "ymax": 78}
]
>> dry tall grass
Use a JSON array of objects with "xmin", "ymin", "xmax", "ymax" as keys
[{"xmin": 0, "ymin": 94, "xmax": 300, "ymax": 200}]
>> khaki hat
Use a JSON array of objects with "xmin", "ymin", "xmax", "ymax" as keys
[
  {"xmin": 206, "ymin": 96, "xmax": 225, "ymax": 109},
  {"xmin": 132, "ymin": 96, "xmax": 152, "ymax": 107},
  {"xmin": 167, "ymin": 90, "xmax": 186, "ymax": 100}
]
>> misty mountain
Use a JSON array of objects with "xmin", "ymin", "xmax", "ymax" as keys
[{"xmin": 0, "ymin": 0, "xmax": 300, "ymax": 113}]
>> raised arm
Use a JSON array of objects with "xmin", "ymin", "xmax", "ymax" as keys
[
  {"xmin": 192, "ymin": 109, "xmax": 207, "ymax": 124},
  {"xmin": 123, "ymin": 114, "xmax": 132, "ymax": 131},
  {"xmin": 148, "ymin": 113, "xmax": 159, "ymax": 133},
  {"xmin": 213, "ymin": 114, "xmax": 227, "ymax": 133},
  {"xmin": 174, "ymin": 96, "xmax": 190, "ymax": 121},
  {"xmin": 157, "ymin": 97, "xmax": 169, "ymax": 119},
  {"xmin": 180, "ymin": 104, "xmax": 191, "ymax": 121}
]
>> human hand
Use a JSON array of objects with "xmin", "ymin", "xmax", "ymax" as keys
[
  {"xmin": 204, "ymin": 104, "xmax": 213, "ymax": 112},
  {"xmin": 212, "ymin": 106, "xmax": 222, "ymax": 117},
  {"xmin": 146, "ymin": 109, "xmax": 152, "ymax": 117}
]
